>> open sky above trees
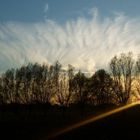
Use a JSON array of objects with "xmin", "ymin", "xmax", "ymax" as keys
[{"xmin": 0, "ymin": 0, "xmax": 140, "ymax": 74}]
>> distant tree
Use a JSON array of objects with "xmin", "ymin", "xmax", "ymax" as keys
[
  {"xmin": 31, "ymin": 63, "xmax": 44, "ymax": 103},
  {"xmin": 88, "ymin": 69, "xmax": 115, "ymax": 105},
  {"xmin": 73, "ymin": 71, "xmax": 88, "ymax": 105},
  {"xmin": 65, "ymin": 64, "xmax": 75, "ymax": 106},
  {"xmin": 110, "ymin": 52, "xmax": 134, "ymax": 104},
  {"xmin": 15, "ymin": 68, "xmax": 23, "ymax": 103},
  {"xmin": 52, "ymin": 61, "xmax": 62, "ymax": 103},
  {"xmin": 2, "ymin": 69, "xmax": 15, "ymax": 103},
  {"xmin": 55, "ymin": 64, "xmax": 75, "ymax": 106},
  {"xmin": 135, "ymin": 54, "xmax": 140, "ymax": 99},
  {"xmin": 40, "ymin": 64, "xmax": 51, "ymax": 104},
  {"xmin": 56, "ymin": 70, "xmax": 67, "ymax": 106},
  {"xmin": 23, "ymin": 64, "xmax": 33, "ymax": 103},
  {"xmin": 0, "ymin": 77, "xmax": 4, "ymax": 104},
  {"xmin": 15, "ymin": 65, "xmax": 30, "ymax": 103}
]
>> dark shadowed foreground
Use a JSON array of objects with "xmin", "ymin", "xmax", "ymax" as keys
[
  {"xmin": 48, "ymin": 102, "xmax": 140, "ymax": 140},
  {"xmin": 0, "ymin": 103, "xmax": 140, "ymax": 140},
  {"xmin": 0, "ymin": 103, "xmax": 113, "ymax": 140}
]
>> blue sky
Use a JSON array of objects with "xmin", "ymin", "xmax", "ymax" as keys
[
  {"xmin": 0, "ymin": 0, "xmax": 140, "ymax": 23},
  {"xmin": 0, "ymin": 0, "xmax": 140, "ymax": 73}
]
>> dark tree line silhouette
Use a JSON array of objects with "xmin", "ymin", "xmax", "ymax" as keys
[{"xmin": 0, "ymin": 52, "xmax": 140, "ymax": 106}]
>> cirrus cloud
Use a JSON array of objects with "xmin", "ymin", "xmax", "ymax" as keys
[{"xmin": 0, "ymin": 8, "xmax": 140, "ymax": 74}]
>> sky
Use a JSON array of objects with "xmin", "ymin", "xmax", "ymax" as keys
[{"xmin": 0, "ymin": 0, "xmax": 140, "ymax": 73}]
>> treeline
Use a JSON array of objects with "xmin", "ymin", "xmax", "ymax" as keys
[{"xmin": 0, "ymin": 52, "xmax": 140, "ymax": 106}]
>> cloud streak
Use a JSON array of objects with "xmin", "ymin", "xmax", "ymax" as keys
[
  {"xmin": 0, "ymin": 9, "xmax": 140, "ymax": 73},
  {"xmin": 44, "ymin": 3, "xmax": 49, "ymax": 20}
]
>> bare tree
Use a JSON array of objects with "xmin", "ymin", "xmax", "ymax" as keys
[
  {"xmin": 110, "ymin": 52, "xmax": 134, "ymax": 104},
  {"xmin": 134, "ymin": 54, "xmax": 140, "ymax": 100},
  {"xmin": 55, "ymin": 65, "xmax": 75, "ymax": 106},
  {"xmin": 65, "ymin": 64, "xmax": 75, "ymax": 106},
  {"xmin": 72, "ymin": 71, "xmax": 88, "ymax": 105}
]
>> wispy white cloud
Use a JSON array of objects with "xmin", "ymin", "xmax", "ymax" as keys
[
  {"xmin": 44, "ymin": 2, "xmax": 49, "ymax": 20},
  {"xmin": 88, "ymin": 7, "xmax": 98, "ymax": 18},
  {"xmin": 44, "ymin": 3, "xmax": 49, "ymax": 13},
  {"xmin": 0, "ymin": 8, "xmax": 140, "ymax": 73}
]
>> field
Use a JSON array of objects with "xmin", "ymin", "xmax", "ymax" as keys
[
  {"xmin": 0, "ymin": 103, "xmax": 138, "ymax": 140},
  {"xmin": 0, "ymin": 103, "xmax": 117, "ymax": 140},
  {"xmin": 49, "ymin": 103, "xmax": 140, "ymax": 140}
]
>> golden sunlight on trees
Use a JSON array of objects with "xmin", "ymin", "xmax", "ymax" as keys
[
  {"xmin": 135, "ymin": 55, "xmax": 140, "ymax": 99},
  {"xmin": 0, "ymin": 52, "xmax": 140, "ymax": 106},
  {"xmin": 110, "ymin": 52, "xmax": 134, "ymax": 104}
]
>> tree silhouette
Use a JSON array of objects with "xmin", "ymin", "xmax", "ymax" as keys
[
  {"xmin": 88, "ymin": 69, "xmax": 115, "ymax": 105},
  {"xmin": 135, "ymin": 55, "xmax": 140, "ymax": 99},
  {"xmin": 2, "ymin": 69, "xmax": 15, "ymax": 103},
  {"xmin": 72, "ymin": 71, "xmax": 88, "ymax": 105},
  {"xmin": 0, "ymin": 52, "xmax": 138, "ymax": 106},
  {"xmin": 110, "ymin": 52, "xmax": 134, "ymax": 104}
]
